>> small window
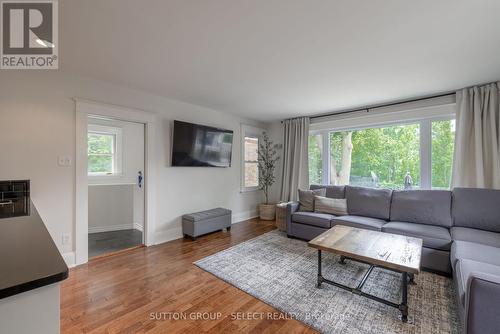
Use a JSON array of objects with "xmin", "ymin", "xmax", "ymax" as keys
[
  {"xmin": 88, "ymin": 125, "xmax": 122, "ymax": 176},
  {"xmin": 241, "ymin": 125, "xmax": 263, "ymax": 192},
  {"xmin": 244, "ymin": 136, "xmax": 259, "ymax": 188}
]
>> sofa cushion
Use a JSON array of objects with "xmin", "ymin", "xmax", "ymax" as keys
[
  {"xmin": 314, "ymin": 196, "xmax": 348, "ymax": 216},
  {"xmin": 290, "ymin": 222, "xmax": 328, "ymax": 240},
  {"xmin": 421, "ymin": 247, "xmax": 452, "ymax": 274},
  {"xmin": 451, "ymin": 241, "xmax": 500, "ymax": 269},
  {"xmin": 331, "ymin": 215, "xmax": 386, "ymax": 231},
  {"xmin": 455, "ymin": 259, "xmax": 500, "ymax": 306},
  {"xmin": 292, "ymin": 211, "xmax": 333, "ymax": 229},
  {"xmin": 453, "ymin": 188, "xmax": 500, "ymax": 233},
  {"xmin": 382, "ymin": 221, "xmax": 452, "ymax": 251},
  {"xmin": 310, "ymin": 185, "xmax": 345, "ymax": 199},
  {"xmin": 451, "ymin": 227, "xmax": 500, "ymax": 248},
  {"xmin": 345, "ymin": 186, "xmax": 392, "ymax": 220},
  {"xmin": 390, "ymin": 190, "xmax": 452, "ymax": 227},
  {"xmin": 298, "ymin": 188, "xmax": 326, "ymax": 212}
]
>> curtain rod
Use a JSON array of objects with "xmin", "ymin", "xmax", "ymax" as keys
[{"xmin": 281, "ymin": 91, "xmax": 455, "ymax": 123}]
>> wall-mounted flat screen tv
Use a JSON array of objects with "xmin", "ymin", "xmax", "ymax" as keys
[{"xmin": 171, "ymin": 120, "xmax": 234, "ymax": 167}]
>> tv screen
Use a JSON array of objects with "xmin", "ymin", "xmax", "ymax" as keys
[{"xmin": 171, "ymin": 121, "xmax": 234, "ymax": 167}]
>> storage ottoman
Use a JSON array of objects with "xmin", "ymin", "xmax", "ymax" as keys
[{"xmin": 182, "ymin": 208, "xmax": 232, "ymax": 240}]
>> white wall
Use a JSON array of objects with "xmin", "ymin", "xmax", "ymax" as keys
[
  {"xmin": 0, "ymin": 71, "xmax": 266, "ymax": 265},
  {"xmin": 88, "ymin": 184, "xmax": 138, "ymax": 233}
]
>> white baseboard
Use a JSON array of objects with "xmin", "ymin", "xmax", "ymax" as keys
[
  {"xmin": 62, "ymin": 252, "xmax": 76, "ymax": 268},
  {"xmin": 88, "ymin": 223, "xmax": 142, "ymax": 234},
  {"xmin": 154, "ymin": 225, "xmax": 183, "ymax": 245},
  {"xmin": 232, "ymin": 209, "xmax": 259, "ymax": 223}
]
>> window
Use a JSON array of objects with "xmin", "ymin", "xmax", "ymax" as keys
[
  {"xmin": 431, "ymin": 119, "xmax": 455, "ymax": 189},
  {"xmin": 241, "ymin": 125, "xmax": 263, "ymax": 191},
  {"xmin": 329, "ymin": 123, "xmax": 420, "ymax": 189},
  {"xmin": 310, "ymin": 118, "xmax": 455, "ymax": 190},
  {"xmin": 88, "ymin": 125, "xmax": 122, "ymax": 176},
  {"xmin": 308, "ymin": 134, "xmax": 324, "ymax": 184},
  {"xmin": 244, "ymin": 137, "xmax": 259, "ymax": 187}
]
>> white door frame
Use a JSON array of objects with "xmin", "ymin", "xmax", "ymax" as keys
[{"xmin": 74, "ymin": 98, "xmax": 156, "ymax": 266}]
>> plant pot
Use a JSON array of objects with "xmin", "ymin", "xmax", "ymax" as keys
[{"xmin": 259, "ymin": 203, "xmax": 276, "ymax": 220}]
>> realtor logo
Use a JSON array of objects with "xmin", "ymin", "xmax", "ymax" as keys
[{"xmin": 1, "ymin": 0, "xmax": 58, "ymax": 69}]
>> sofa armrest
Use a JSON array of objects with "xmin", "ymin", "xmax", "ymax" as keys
[
  {"xmin": 285, "ymin": 202, "xmax": 300, "ymax": 235},
  {"xmin": 465, "ymin": 271, "xmax": 500, "ymax": 334}
]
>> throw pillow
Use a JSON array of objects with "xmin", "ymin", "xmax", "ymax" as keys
[
  {"xmin": 298, "ymin": 188, "xmax": 326, "ymax": 211},
  {"xmin": 314, "ymin": 196, "xmax": 348, "ymax": 216}
]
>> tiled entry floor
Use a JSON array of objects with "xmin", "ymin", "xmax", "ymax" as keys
[{"xmin": 88, "ymin": 229, "xmax": 143, "ymax": 258}]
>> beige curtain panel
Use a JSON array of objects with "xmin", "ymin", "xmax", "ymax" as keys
[
  {"xmin": 280, "ymin": 117, "xmax": 310, "ymax": 201},
  {"xmin": 452, "ymin": 82, "xmax": 500, "ymax": 189}
]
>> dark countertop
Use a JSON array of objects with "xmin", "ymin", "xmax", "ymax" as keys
[{"xmin": 0, "ymin": 199, "xmax": 69, "ymax": 299}]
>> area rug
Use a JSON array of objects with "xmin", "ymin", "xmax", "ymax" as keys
[{"xmin": 194, "ymin": 230, "xmax": 459, "ymax": 334}]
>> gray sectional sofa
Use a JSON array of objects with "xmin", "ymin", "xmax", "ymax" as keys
[{"xmin": 286, "ymin": 185, "xmax": 500, "ymax": 334}]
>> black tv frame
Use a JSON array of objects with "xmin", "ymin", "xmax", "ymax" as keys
[{"xmin": 171, "ymin": 120, "xmax": 234, "ymax": 167}]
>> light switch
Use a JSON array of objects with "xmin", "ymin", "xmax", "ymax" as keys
[{"xmin": 58, "ymin": 156, "xmax": 72, "ymax": 166}]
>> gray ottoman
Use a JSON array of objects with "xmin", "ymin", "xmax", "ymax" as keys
[{"xmin": 182, "ymin": 208, "xmax": 232, "ymax": 240}]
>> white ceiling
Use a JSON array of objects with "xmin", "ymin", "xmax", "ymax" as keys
[{"xmin": 60, "ymin": 0, "xmax": 500, "ymax": 121}]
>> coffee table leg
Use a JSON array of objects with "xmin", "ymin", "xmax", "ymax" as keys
[
  {"xmin": 408, "ymin": 273, "xmax": 416, "ymax": 285},
  {"xmin": 339, "ymin": 255, "xmax": 346, "ymax": 264},
  {"xmin": 400, "ymin": 272, "xmax": 409, "ymax": 322},
  {"xmin": 317, "ymin": 250, "xmax": 322, "ymax": 288}
]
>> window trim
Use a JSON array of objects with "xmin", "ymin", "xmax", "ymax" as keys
[
  {"xmin": 87, "ymin": 124, "xmax": 123, "ymax": 178},
  {"xmin": 240, "ymin": 124, "xmax": 264, "ymax": 193},
  {"xmin": 310, "ymin": 96, "xmax": 456, "ymax": 132},
  {"xmin": 309, "ymin": 114, "xmax": 455, "ymax": 190}
]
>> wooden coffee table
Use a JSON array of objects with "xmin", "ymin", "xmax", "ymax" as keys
[{"xmin": 308, "ymin": 225, "xmax": 423, "ymax": 322}]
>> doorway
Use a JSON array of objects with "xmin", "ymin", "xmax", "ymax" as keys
[
  {"xmin": 75, "ymin": 99, "xmax": 156, "ymax": 266},
  {"xmin": 87, "ymin": 116, "xmax": 145, "ymax": 258}
]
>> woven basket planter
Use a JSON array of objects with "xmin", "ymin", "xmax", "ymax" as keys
[
  {"xmin": 259, "ymin": 204, "xmax": 276, "ymax": 221},
  {"xmin": 275, "ymin": 202, "xmax": 288, "ymax": 231}
]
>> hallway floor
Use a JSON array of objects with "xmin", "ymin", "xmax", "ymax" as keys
[{"xmin": 88, "ymin": 229, "xmax": 143, "ymax": 258}]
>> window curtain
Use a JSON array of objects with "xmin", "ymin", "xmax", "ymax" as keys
[
  {"xmin": 280, "ymin": 117, "xmax": 310, "ymax": 201},
  {"xmin": 452, "ymin": 82, "xmax": 500, "ymax": 189}
]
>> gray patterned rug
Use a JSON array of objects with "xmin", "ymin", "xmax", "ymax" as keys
[{"xmin": 195, "ymin": 230, "xmax": 459, "ymax": 334}]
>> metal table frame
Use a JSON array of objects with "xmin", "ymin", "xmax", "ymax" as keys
[{"xmin": 316, "ymin": 250, "xmax": 415, "ymax": 322}]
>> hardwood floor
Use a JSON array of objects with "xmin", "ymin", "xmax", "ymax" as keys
[
  {"xmin": 61, "ymin": 219, "xmax": 318, "ymax": 333},
  {"xmin": 88, "ymin": 229, "xmax": 143, "ymax": 258}
]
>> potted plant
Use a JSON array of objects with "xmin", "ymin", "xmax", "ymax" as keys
[{"xmin": 258, "ymin": 132, "xmax": 280, "ymax": 220}]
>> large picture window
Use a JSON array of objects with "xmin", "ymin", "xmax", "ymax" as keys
[
  {"xmin": 309, "ymin": 118, "xmax": 455, "ymax": 190},
  {"xmin": 330, "ymin": 123, "xmax": 420, "ymax": 189}
]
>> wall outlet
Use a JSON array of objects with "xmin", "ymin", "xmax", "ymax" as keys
[
  {"xmin": 62, "ymin": 233, "xmax": 71, "ymax": 246},
  {"xmin": 58, "ymin": 156, "xmax": 72, "ymax": 167}
]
